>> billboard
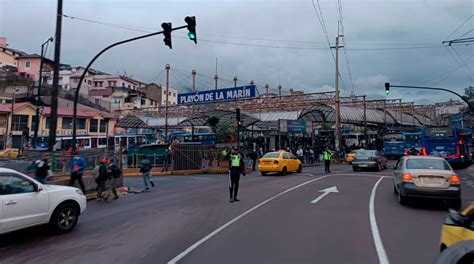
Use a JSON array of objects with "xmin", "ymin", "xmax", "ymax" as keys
[
  {"xmin": 178, "ymin": 85, "xmax": 257, "ymax": 105},
  {"xmin": 279, "ymin": 119, "xmax": 313, "ymax": 133}
]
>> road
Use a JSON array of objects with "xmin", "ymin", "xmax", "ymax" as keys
[{"xmin": 1, "ymin": 162, "xmax": 473, "ymax": 264}]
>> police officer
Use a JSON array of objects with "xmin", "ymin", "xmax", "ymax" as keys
[
  {"xmin": 323, "ymin": 147, "xmax": 333, "ymax": 173},
  {"xmin": 229, "ymin": 149, "xmax": 245, "ymax": 203}
]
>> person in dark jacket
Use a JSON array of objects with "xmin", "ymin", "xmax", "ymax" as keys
[
  {"xmin": 69, "ymin": 152, "xmax": 86, "ymax": 194},
  {"xmin": 228, "ymin": 149, "xmax": 246, "ymax": 203},
  {"xmin": 34, "ymin": 153, "xmax": 50, "ymax": 184},
  {"xmin": 108, "ymin": 161, "xmax": 122, "ymax": 199},
  {"xmin": 96, "ymin": 159, "xmax": 109, "ymax": 201}
]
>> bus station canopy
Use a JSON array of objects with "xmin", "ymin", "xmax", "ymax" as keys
[
  {"xmin": 178, "ymin": 110, "xmax": 260, "ymax": 127},
  {"xmin": 116, "ymin": 103, "xmax": 433, "ymax": 130}
]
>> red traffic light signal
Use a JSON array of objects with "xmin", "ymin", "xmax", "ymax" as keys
[
  {"xmin": 161, "ymin": 22, "xmax": 172, "ymax": 49},
  {"xmin": 184, "ymin": 16, "xmax": 197, "ymax": 44}
]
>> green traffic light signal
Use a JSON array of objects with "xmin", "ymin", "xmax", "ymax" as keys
[
  {"xmin": 188, "ymin": 32, "xmax": 196, "ymax": 40},
  {"xmin": 384, "ymin": 82, "xmax": 390, "ymax": 95}
]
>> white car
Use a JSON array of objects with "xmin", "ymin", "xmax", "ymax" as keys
[{"xmin": 0, "ymin": 168, "xmax": 87, "ymax": 235}]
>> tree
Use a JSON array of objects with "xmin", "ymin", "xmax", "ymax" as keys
[{"xmin": 207, "ymin": 116, "xmax": 219, "ymax": 132}]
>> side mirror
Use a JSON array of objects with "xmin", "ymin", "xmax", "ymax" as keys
[
  {"xmin": 35, "ymin": 183, "xmax": 44, "ymax": 192},
  {"xmin": 389, "ymin": 165, "xmax": 396, "ymax": 170}
]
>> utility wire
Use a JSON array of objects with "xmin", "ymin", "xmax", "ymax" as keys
[
  {"xmin": 336, "ymin": 0, "xmax": 355, "ymax": 93},
  {"xmin": 416, "ymin": 53, "xmax": 474, "ymax": 85},
  {"xmin": 444, "ymin": 15, "xmax": 474, "ymax": 40},
  {"xmin": 62, "ymin": 13, "xmax": 446, "ymax": 51}
]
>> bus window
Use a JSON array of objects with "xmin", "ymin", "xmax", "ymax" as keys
[
  {"xmin": 383, "ymin": 133, "xmax": 403, "ymax": 142},
  {"xmin": 424, "ymin": 127, "xmax": 453, "ymax": 137}
]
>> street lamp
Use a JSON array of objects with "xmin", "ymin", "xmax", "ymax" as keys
[{"xmin": 33, "ymin": 37, "xmax": 53, "ymax": 149}]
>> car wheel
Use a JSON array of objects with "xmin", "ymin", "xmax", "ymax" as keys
[
  {"xmin": 49, "ymin": 202, "xmax": 79, "ymax": 233},
  {"xmin": 393, "ymin": 185, "xmax": 398, "ymax": 195},
  {"xmin": 450, "ymin": 199, "xmax": 462, "ymax": 210},
  {"xmin": 261, "ymin": 172, "xmax": 267, "ymax": 176},
  {"xmin": 297, "ymin": 165, "xmax": 302, "ymax": 173},
  {"xmin": 281, "ymin": 167, "xmax": 287, "ymax": 176},
  {"xmin": 398, "ymin": 189, "xmax": 408, "ymax": 206},
  {"xmin": 376, "ymin": 163, "xmax": 382, "ymax": 171},
  {"xmin": 352, "ymin": 166, "xmax": 358, "ymax": 171}
]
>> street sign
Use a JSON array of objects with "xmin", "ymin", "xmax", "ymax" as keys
[
  {"xmin": 178, "ymin": 85, "xmax": 257, "ymax": 104},
  {"xmin": 279, "ymin": 119, "xmax": 313, "ymax": 133}
]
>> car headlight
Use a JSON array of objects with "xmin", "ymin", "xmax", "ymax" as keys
[{"xmin": 76, "ymin": 189, "xmax": 84, "ymax": 196}]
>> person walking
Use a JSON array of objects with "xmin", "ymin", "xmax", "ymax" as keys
[
  {"xmin": 309, "ymin": 148, "xmax": 315, "ymax": 164},
  {"xmin": 69, "ymin": 152, "xmax": 86, "ymax": 194},
  {"xmin": 162, "ymin": 148, "xmax": 171, "ymax": 172},
  {"xmin": 34, "ymin": 152, "xmax": 50, "ymax": 184},
  {"xmin": 140, "ymin": 156, "xmax": 154, "ymax": 191},
  {"xmin": 228, "ymin": 149, "xmax": 245, "ymax": 203},
  {"xmin": 108, "ymin": 159, "xmax": 122, "ymax": 199},
  {"xmin": 323, "ymin": 147, "xmax": 333, "ymax": 173},
  {"xmin": 250, "ymin": 149, "xmax": 258, "ymax": 171},
  {"xmin": 296, "ymin": 147, "xmax": 304, "ymax": 163},
  {"xmin": 96, "ymin": 158, "xmax": 109, "ymax": 201}
]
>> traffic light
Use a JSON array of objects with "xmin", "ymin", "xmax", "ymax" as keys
[
  {"xmin": 384, "ymin": 82, "xmax": 390, "ymax": 95},
  {"xmin": 161, "ymin": 22, "xmax": 172, "ymax": 49},
  {"xmin": 185, "ymin": 16, "xmax": 197, "ymax": 44},
  {"xmin": 236, "ymin": 108, "xmax": 242, "ymax": 128}
]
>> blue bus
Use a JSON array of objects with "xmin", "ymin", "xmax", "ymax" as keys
[
  {"xmin": 175, "ymin": 132, "xmax": 215, "ymax": 145},
  {"xmin": 383, "ymin": 133, "xmax": 405, "ymax": 158},
  {"xmin": 421, "ymin": 127, "xmax": 473, "ymax": 166},
  {"xmin": 402, "ymin": 131, "xmax": 422, "ymax": 154}
]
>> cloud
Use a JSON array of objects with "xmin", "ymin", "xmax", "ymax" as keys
[{"xmin": 1, "ymin": 0, "xmax": 472, "ymax": 105}]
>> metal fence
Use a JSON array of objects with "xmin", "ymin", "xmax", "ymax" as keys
[{"xmin": 122, "ymin": 144, "xmax": 230, "ymax": 170}]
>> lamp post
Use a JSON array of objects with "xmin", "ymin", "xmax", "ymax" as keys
[{"xmin": 33, "ymin": 37, "xmax": 53, "ymax": 149}]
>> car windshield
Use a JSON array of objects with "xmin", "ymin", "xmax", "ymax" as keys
[
  {"xmin": 356, "ymin": 150, "xmax": 376, "ymax": 158},
  {"xmin": 406, "ymin": 158, "xmax": 451, "ymax": 170},
  {"xmin": 263, "ymin": 153, "xmax": 280, "ymax": 158}
]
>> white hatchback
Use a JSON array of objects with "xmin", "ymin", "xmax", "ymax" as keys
[{"xmin": 0, "ymin": 168, "xmax": 87, "ymax": 235}]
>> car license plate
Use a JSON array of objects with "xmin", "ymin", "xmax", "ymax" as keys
[
  {"xmin": 421, "ymin": 177, "xmax": 443, "ymax": 185},
  {"xmin": 359, "ymin": 164, "xmax": 368, "ymax": 167},
  {"xmin": 436, "ymin": 146, "xmax": 445, "ymax": 150}
]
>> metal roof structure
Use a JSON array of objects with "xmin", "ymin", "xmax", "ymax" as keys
[
  {"xmin": 178, "ymin": 110, "xmax": 260, "ymax": 127},
  {"xmin": 116, "ymin": 103, "xmax": 433, "ymax": 129}
]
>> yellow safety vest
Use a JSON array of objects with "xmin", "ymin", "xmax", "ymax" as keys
[
  {"xmin": 231, "ymin": 155, "xmax": 240, "ymax": 167},
  {"xmin": 323, "ymin": 151, "xmax": 332, "ymax": 160}
]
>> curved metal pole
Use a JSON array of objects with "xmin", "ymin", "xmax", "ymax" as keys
[
  {"xmin": 72, "ymin": 26, "xmax": 187, "ymax": 152},
  {"xmin": 389, "ymin": 85, "xmax": 473, "ymax": 111}
]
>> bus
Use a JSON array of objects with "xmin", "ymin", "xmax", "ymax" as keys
[
  {"xmin": 402, "ymin": 131, "xmax": 422, "ymax": 155},
  {"xmin": 421, "ymin": 127, "xmax": 473, "ymax": 166},
  {"xmin": 383, "ymin": 132, "xmax": 405, "ymax": 158},
  {"xmin": 174, "ymin": 132, "xmax": 215, "ymax": 145}
]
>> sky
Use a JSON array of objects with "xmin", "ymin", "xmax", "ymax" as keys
[{"xmin": 0, "ymin": 0, "xmax": 472, "ymax": 104}]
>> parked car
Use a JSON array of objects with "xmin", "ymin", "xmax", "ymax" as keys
[
  {"xmin": 258, "ymin": 151, "xmax": 302, "ymax": 176},
  {"xmin": 0, "ymin": 168, "xmax": 87, "ymax": 235},
  {"xmin": 352, "ymin": 150, "xmax": 387, "ymax": 171},
  {"xmin": 393, "ymin": 156, "xmax": 462, "ymax": 208},
  {"xmin": 0, "ymin": 148, "xmax": 19, "ymax": 159},
  {"xmin": 440, "ymin": 203, "xmax": 474, "ymax": 252}
]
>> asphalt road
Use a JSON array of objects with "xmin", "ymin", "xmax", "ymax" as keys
[{"xmin": 1, "ymin": 162, "xmax": 473, "ymax": 264}]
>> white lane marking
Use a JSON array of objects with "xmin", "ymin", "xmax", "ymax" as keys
[
  {"xmin": 310, "ymin": 186, "xmax": 339, "ymax": 204},
  {"xmin": 334, "ymin": 173, "xmax": 392, "ymax": 178},
  {"xmin": 167, "ymin": 175, "xmax": 331, "ymax": 264},
  {"xmin": 369, "ymin": 177, "xmax": 389, "ymax": 264}
]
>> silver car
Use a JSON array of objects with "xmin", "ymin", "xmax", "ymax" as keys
[
  {"xmin": 352, "ymin": 150, "xmax": 388, "ymax": 171},
  {"xmin": 393, "ymin": 156, "xmax": 461, "ymax": 209}
]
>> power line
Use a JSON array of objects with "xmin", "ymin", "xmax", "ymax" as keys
[
  {"xmin": 444, "ymin": 15, "xmax": 474, "ymax": 40},
  {"xmin": 336, "ymin": 0, "xmax": 355, "ymax": 93},
  {"xmin": 62, "ymin": 13, "xmax": 446, "ymax": 51},
  {"xmin": 416, "ymin": 53, "xmax": 474, "ymax": 85}
]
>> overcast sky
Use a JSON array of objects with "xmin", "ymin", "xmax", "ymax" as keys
[{"xmin": 1, "ymin": 0, "xmax": 472, "ymax": 104}]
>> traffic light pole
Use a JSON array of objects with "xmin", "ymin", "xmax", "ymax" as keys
[
  {"xmin": 71, "ymin": 25, "xmax": 187, "ymax": 152},
  {"xmin": 385, "ymin": 84, "xmax": 473, "ymax": 112}
]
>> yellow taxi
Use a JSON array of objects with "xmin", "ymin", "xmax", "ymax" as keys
[
  {"xmin": 0, "ymin": 148, "xmax": 19, "ymax": 159},
  {"xmin": 346, "ymin": 150, "xmax": 359, "ymax": 164},
  {"xmin": 258, "ymin": 151, "xmax": 302, "ymax": 176},
  {"xmin": 440, "ymin": 202, "xmax": 474, "ymax": 251}
]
